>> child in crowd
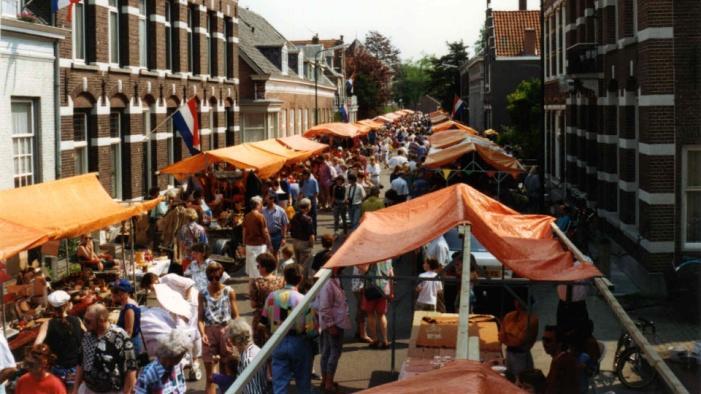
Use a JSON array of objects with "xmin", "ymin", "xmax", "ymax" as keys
[
  {"xmin": 279, "ymin": 246, "xmax": 295, "ymax": 273},
  {"xmin": 415, "ymin": 259, "xmax": 443, "ymax": 311}
]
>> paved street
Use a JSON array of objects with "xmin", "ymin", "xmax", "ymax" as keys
[{"xmin": 185, "ymin": 170, "xmax": 700, "ymax": 393}]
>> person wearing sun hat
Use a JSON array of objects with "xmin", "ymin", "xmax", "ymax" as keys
[{"xmin": 34, "ymin": 290, "xmax": 84, "ymax": 390}]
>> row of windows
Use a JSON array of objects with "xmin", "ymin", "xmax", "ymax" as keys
[{"xmin": 72, "ymin": 0, "xmax": 235, "ymax": 78}]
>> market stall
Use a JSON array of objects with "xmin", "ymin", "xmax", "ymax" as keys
[
  {"xmin": 302, "ymin": 122, "xmax": 361, "ymax": 139},
  {"xmin": 432, "ymin": 120, "xmax": 479, "ymax": 135},
  {"xmin": 361, "ymin": 359, "xmax": 527, "ymax": 394},
  {"xmin": 276, "ymin": 134, "xmax": 329, "ymax": 155},
  {"xmin": 424, "ymin": 131, "xmax": 524, "ymax": 176},
  {"xmin": 0, "ymin": 173, "xmax": 160, "ymax": 346},
  {"xmin": 357, "ymin": 119, "xmax": 386, "ymax": 130}
]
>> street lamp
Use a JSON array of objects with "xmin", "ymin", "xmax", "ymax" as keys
[{"xmin": 314, "ymin": 43, "xmax": 349, "ymax": 125}]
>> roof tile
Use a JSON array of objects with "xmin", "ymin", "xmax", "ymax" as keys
[{"xmin": 492, "ymin": 10, "xmax": 541, "ymax": 57}]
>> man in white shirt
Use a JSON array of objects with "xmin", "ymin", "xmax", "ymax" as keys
[
  {"xmin": 390, "ymin": 169, "xmax": 409, "ymax": 202},
  {"xmin": 345, "ymin": 173, "xmax": 366, "ymax": 229},
  {"xmin": 387, "ymin": 149, "xmax": 408, "ymax": 170},
  {"xmin": 424, "ymin": 235, "xmax": 452, "ymax": 268},
  {"xmin": 416, "ymin": 259, "xmax": 443, "ymax": 311},
  {"xmin": 0, "ymin": 333, "xmax": 17, "ymax": 394}
]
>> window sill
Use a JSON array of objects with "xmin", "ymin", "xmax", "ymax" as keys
[{"xmin": 109, "ymin": 66, "xmax": 131, "ymax": 74}]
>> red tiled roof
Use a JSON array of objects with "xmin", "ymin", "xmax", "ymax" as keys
[{"xmin": 492, "ymin": 10, "xmax": 541, "ymax": 57}]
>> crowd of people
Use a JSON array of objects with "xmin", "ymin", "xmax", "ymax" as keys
[{"xmin": 0, "ymin": 110, "xmax": 601, "ymax": 394}]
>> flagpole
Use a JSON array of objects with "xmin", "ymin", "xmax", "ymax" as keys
[{"xmin": 146, "ymin": 97, "xmax": 195, "ymax": 139}]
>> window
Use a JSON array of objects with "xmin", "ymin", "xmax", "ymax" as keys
[
  {"xmin": 207, "ymin": 12, "xmax": 215, "ymax": 76},
  {"xmin": 167, "ymin": 107, "xmax": 177, "ymax": 185},
  {"xmin": 73, "ymin": 112, "xmax": 89, "ymax": 175},
  {"xmin": 2, "ymin": 0, "xmax": 20, "ymax": 18},
  {"xmin": 289, "ymin": 109, "xmax": 295, "ymax": 134},
  {"xmin": 109, "ymin": 112, "xmax": 123, "ymax": 199},
  {"xmin": 187, "ymin": 7, "xmax": 194, "ymax": 73},
  {"xmin": 267, "ymin": 113, "xmax": 278, "ymax": 139},
  {"xmin": 165, "ymin": 1, "xmax": 173, "ymax": 70},
  {"xmin": 224, "ymin": 18, "xmax": 232, "ymax": 78},
  {"xmin": 296, "ymin": 109, "xmax": 301, "ymax": 133},
  {"xmin": 243, "ymin": 113, "xmax": 265, "ymax": 142},
  {"xmin": 209, "ymin": 108, "xmax": 217, "ymax": 149},
  {"xmin": 138, "ymin": 0, "xmax": 147, "ymax": 68},
  {"xmin": 682, "ymin": 147, "xmax": 701, "ymax": 250},
  {"xmin": 108, "ymin": 0, "xmax": 119, "ymax": 65},
  {"xmin": 11, "ymin": 100, "xmax": 37, "ymax": 188},
  {"xmin": 73, "ymin": 0, "xmax": 86, "ymax": 61},
  {"xmin": 303, "ymin": 109, "xmax": 308, "ymax": 132},
  {"xmin": 143, "ymin": 104, "xmax": 156, "ymax": 193},
  {"xmin": 281, "ymin": 109, "xmax": 286, "ymax": 136}
]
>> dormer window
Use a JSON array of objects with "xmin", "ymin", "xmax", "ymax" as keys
[
  {"xmin": 281, "ymin": 44, "xmax": 289, "ymax": 75},
  {"xmin": 297, "ymin": 51, "xmax": 304, "ymax": 78}
]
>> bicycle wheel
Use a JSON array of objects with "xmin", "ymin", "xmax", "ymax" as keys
[{"xmin": 615, "ymin": 347, "xmax": 657, "ymax": 389}]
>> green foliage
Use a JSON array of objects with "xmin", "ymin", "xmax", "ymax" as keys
[
  {"xmin": 392, "ymin": 57, "xmax": 432, "ymax": 108},
  {"xmin": 426, "ymin": 40, "xmax": 469, "ymax": 111},
  {"xmin": 473, "ymin": 26, "xmax": 487, "ymax": 56},
  {"xmin": 499, "ymin": 78, "xmax": 543, "ymax": 161},
  {"xmin": 347, "ymin": 42, "xmax": 393, "ymax": 118}
]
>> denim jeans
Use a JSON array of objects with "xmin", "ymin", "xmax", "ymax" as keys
[
  {"xmin": 348, "ymin": 204, "xmax": 362, "ymax": 229},
  {"xmin": 332, "ymin": 202, "xmax": 348, "ymax": 233},
  {"xmin": 271, "ymin": 335, "xmax": 313, "ymax": 394},
  {"xmin": 320, "ymin": 328, "xmax": 344, "ymax": 375}
]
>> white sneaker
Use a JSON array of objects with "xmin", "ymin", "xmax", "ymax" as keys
[{"xmin": 188, "ymin": 363, "xmax": 202, "ymax": 381}]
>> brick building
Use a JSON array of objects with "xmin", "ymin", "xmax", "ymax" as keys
[
  {"xmin": 1, "ymin": 3, "xmax": 67, "ymax": 190},
  {"xmin": 543, "ymin": 0, "xmax": 701, "ymax": 279},
  {"xmin": 480, "ymin": 0, "xmax": 541, "ymax": 132},
  {"xmin": 237, "ymin": 8, "xmax": 336, "ymax": 142},
  {"xmin": 54, "ymin": 0, "xmax": 240, "ymax": 200}
]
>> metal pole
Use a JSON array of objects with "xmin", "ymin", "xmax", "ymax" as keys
[
  {"xmin": 390, "ymin": 277, "xmax": 397, "ymax": 372},
  {"xmin": 315, "ymin": 60, "xmax": 319, "ymax": 126},
  {"xmin": 1, "ymin": 284, "xmax": 5, "ymax": 338},
  {"xmin": 455, "ymin": 223, "xmax": 472, "ymax": 360},
  {"xmin": 130, "ymin": 217, "xmax": 136, "ymax": 285},
  {"xmin": 227, "ymin": 268, "xmax": 332, "ymax": 394}
]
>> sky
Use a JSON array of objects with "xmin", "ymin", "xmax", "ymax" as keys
[{"xmin": 238, "ymin": 0, "xmax": 540, "ymax": 61}]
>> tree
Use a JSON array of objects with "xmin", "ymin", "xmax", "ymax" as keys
[
  {"xmin": 499, "ymin": 78, "xmax": 543, "ymax": 161},
  {"xmin": 426, "ymin": 40, "xmax": 469, "ymax": 111},
  {"xmin": 473, "ymin": 26, "xmax": 487, "ymax": 55},
  {"xmin": 392, "ymin": 57, "xmax": 432, "ymax": 108},
  {"xmin": 346, "ymin": 46, "xmax": 393, "ymax": 118},
  {"xmin": 364, "ymin": 31, "xmax": 401, "ymax": 70}
]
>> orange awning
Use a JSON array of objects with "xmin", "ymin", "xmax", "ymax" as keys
[
  {"xmin": 431, "ymin": 113, "xmax": 449, "ymax": 124},
  {"xmin": 303, "ymin": 122, "xmax": 359, "ymax": 139},
  {"xmin": 357, "ymin": 119, "xmax": 385, "ymax": 130},
  {"xmin": 159, "ymin": 144, "xmax": 286, "ymax": 179},
  {"xmin": 425, "ymin": 133, "xmax": 525, "ymax": 176},
  {"xmin": 429, "ymin": 129, "xmax": 472, "ymax": 149},
  {"xmin": 373, "ymin": 115, "xmax": 393, "ymax": 124},
  {"xmin": 324, "ymin": 183, "xmax": 601, "ymax": 281},
  {"xmin": 249, "ymin": 139, "xmax": 311, "ymax": 165},
  {"xmin": 353, "ymin": 123, "xmax": 372, "ymax": 136},
  {"xmin": 0, "ymin": 174, "xmax": 160, "ymax": 241},
  {"xmin": 277, "ymin": 135, "xmax": 329, "ymax": 155},
  {"xmin": 360, "ymin": 360, "xmax": 527, "ymax": 394},
  {"xmin": 0, "ymin": 219, "xmax": 48, "ymax": 261},
  {"xmin": 432, "ymin": 120, "xmax": 478, "ymax": 135}
]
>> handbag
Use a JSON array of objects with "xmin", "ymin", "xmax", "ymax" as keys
[{"xmin": 364, "ymin": 284, "xmax": 385, "ymax": 300}]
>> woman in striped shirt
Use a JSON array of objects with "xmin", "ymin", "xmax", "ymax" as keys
[{"xmin": 225, "ymin": 319, "xmax": 268, "ymax": 394}]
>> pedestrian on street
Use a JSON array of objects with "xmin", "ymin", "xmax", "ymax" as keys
[
  {"xmin": 318, "ymin": 266, "xmax": 352, "ymax": 392},
  {"xmin": 177, "ymin": 208, "xmax": 208, "ymax": 268},
  {"xmin": 415, "ymin": 259, "xmax": 443, "ymax": 312},
  {"xmin": 15, "ymin": 344, "xmax": 66, "ymax": 394},
  {"xmin": 390, "ymin": 167, "xmax": 409, "ymax": 203},
  {"xmin": 289, "ymin": 198, "xmax": 315, "ymax": 275},
  {"xmin": 345, "ymin": 173, "xmax": 366, "ymax": 230},
  {"xmin": 262, "ymin": 193, "xmax": 289, "ymax": 258},
  {"xmin": 248, "ymin": 252, "xmax": 284, "ymax": 346},
  {"xmin": 185, "ymin": 243, "xmax": 231, "ymax": 293},
  {"xmin": 359, "ymin": 260, "xmax": 394, "ymax": 349},
  {"xmin": 111, "ymin": 279, "xmax": 146, "ymax": 359},
  {"xmin": 199, "ymin": 262, "xmax": 239, "ymax": 394},
  {"xmin": 499, "ymin": 299, "xmax": 539, "ymax": 380},
  {"xmin": 331, "ymin": 176, "xmax": 348, "ymax": 234},
  {"xmin": 542, "ymin": 325, "xmax": 579, "ymax": 394},
  {"xmin": 243, "ymin": 196, "xmax": 273, "ymax": 278},
  {"xmin": 73, "ymin": 303, "xmax": 138, "ymax": 394},
  {"xmin": 135, "ymin": 329, "xmax": 191, "ymax": 394},
  {"xmin": 366, "ymin": 156, "xmax": 381, "ymax": 187},
  {"xmin": 225, "ymin": 319, "xmax": 267, "ymax": 394},
  {"xmin": 299, "ymin": 169, "xmax": 320, "ymax": 235},
  {"xmin": 261, "ymin": 264, "xmax": 315, "ymax": 394},
  {"xmin": 361, "ymin": 186, "xmax": 385, "ymax": 216}
]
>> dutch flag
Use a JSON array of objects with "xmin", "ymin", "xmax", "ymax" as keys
[
  {"xmin": 172, "ymin": 98, "xmax": 201, "ymax": 155},
  {"xmin": 51, "ymin": 0, "xmax": 81, "ymax": 22},
  {"xmin": 451, "ymin": 94, "xmax": 464, "ymax": 119}
]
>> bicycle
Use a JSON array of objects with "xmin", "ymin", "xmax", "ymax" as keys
[{"xmin": 613, "ymin": 317, "xmax": 658, "ymax": 389}]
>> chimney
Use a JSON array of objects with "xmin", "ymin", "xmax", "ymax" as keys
[
  {"xmin": 340, "ymin": 35, "xmax": 344, "ymax": 43},
  {"xmin": 523, "ymin": 28, "xmax": 536, "ymax": 55},
  {"xmin": 312, "ymin": 34, "xmax": 319, "ymax": 44},
  {"xmin": 519, "ymin": 0, "xmax": 527, "ymax": 10},
  {"xmin": 486, "ymin": 0, "xmax": 491, "ymax": 9}
]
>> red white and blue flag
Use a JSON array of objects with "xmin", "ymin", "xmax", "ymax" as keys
[
  {"xmin": 451, "ymin": 94, "xmax": 464, "ymax": 119},
  {"xmin": 172, "ymin": 98, "xmax": 201, "ymax": 155},
  {"xmin": 51, "ymin": 0, "xmax": 81, "ymax": 22}
]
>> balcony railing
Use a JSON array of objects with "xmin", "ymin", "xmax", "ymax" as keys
[{"xmin": 566, "ymin": 42, "xmax": 600, "ymax": 76}]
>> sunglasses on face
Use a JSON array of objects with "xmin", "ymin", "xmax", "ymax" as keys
[{"xmin": 207, "ymin": 275, "xmax": 222, "ymax": 281}]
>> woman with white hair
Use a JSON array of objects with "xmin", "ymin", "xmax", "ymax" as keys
[
  {"xmin": 225, "ymin": 318, "xmax": 267, "ymax": 394},
  {"xmin": 135, "ymin": 329, "xmax": 191, "ymax": 393}
]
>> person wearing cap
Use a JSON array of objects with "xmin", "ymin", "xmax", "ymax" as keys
[
  {"xmin": 35, "ymin": 290, "xmax": 85, "ymax": 390},
  {"xmin": 74, "ymin": 303, "xmax": 137, "ymax": 394},
  {"xmin": 111, "ymin": 279, "xmax": 145, "ymax": 358}
]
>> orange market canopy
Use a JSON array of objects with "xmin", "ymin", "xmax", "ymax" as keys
[
  {"xmin": 0, "ymin": 173, "xmax": 160, "ymax": 242},
  {"xmin": 303, "ymin": 122, "xmax": 359, "ymax": 139},
  {"xmin": 353, "ymin": 122, "xmax": 372, "ymax": 136},
  {"xmin": 249, "ymin": 139, "xmax": 311, "ymax": 165},
  {"xmin": 373, "ymin": 115, "xmax": 394, "ymax": 124},
  {"xmin": 357, "ymin": 119, "xmax": 385, "ymax": 130},
  {"xmin": 277, "ymin": 135, "xmax": 328, "ymax": 155},
  {"xmin": 432, "ymin": 120, "xmax": 479, "ymax": 135},
  {"xmin": 159, "ymin": 144, "xmax": 286, "ymax": 179},
  {"xmin": 323, "ymin": 183, "xmax": 602, "ymax": 282},
  {"xmin": 424, "ymin": 131, "xmax": 525, "ymax": 176},
  {"xmin": 0, "ymin": 219, "xmax": 48, "ymax": 261},
  {"xmin": 360, "ymin": 360, "xmax": 527, "ymax": 394},
  {"xmin": 431, "ymin": 113, "xmax": 450, "ymax": 124}
]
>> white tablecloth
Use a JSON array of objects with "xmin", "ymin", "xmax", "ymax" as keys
[{"xmin": 134, "ymin": 259, "xmax": 171, "ymax": 279}]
